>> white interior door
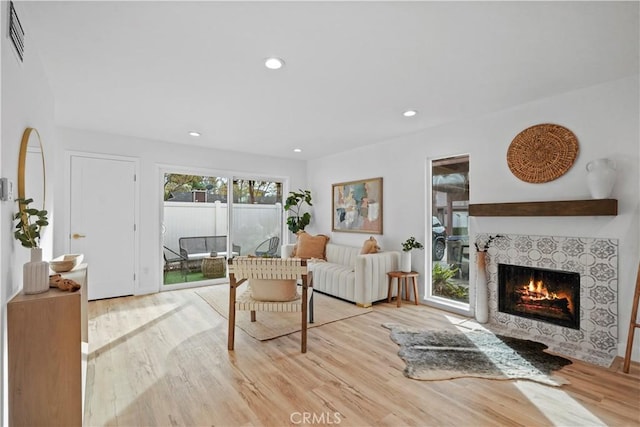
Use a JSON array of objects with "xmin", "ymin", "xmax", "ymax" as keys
[{"xmin": 70, "ymin": 154, "xmax": 137, "ymax": 300}]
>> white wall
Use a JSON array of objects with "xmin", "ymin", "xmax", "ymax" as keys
[
  {"xmin": 54, "ymin": 128, "xmax": 307, "ymax": 295},
  {"xmin": 0, "ymin": 1, "xmax": 56, "ymax": 423},
  {"xmin": 307, "ymin": 75, "xmax": 640, "ymax": 359}
]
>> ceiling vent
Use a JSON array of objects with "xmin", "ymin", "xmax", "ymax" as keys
[{"xmin": 9, "ymin": 1, "xmax": 25, "ymax": 62}]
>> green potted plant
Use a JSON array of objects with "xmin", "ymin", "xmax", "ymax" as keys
[
  {"xmin": 14, "ymin": 198, "xmax": 50, "ymax": 294},
  {"xmin": 401, "ymin": 236, "xmax": 424, "ymax": 272},
  {"xmin": 284, "ymin": 189, "xmax": 312, "ymax": 234},
  {"xmin": 14, "ymin": 198, "xmax": 48, "ymax": 249}
]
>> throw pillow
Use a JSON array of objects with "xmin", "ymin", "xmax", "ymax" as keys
[
  {"xmin": 292, "ymin": 231, "xmax": 330, "ymax": 259},
  {"xmin": 361, "ymin": 236, "xmax": 380, "ymax": 254}
]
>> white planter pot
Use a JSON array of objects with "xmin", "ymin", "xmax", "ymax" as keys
[
  {"xmin": 475, "ymin": 251, "xmax": 488, "ymax": 323},
  {"xmin": 23, "ymin": 248, "xmax": 49, "ymax": 295},
  {"xmin": 400, "ymin": 251, "xmax": 412, "ymax": 273},
  {"xmin": 586, "ymin": 158, "xmax": 616, "ymax": 199}
]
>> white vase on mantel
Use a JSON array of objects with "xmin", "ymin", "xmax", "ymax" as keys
[
  {"xmin": 400, "ymin": 251, "xmax": 412, "ymax": 273},
  {"xmin": 23, "ymin": 247, "xmax": 49, "ymax": 295},
  {"xmin": 586, "ymin": 158, "xmax": 616, "ymax": 199}
]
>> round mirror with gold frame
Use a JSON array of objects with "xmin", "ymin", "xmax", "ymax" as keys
[{"xmin": 18, "ymin": 127, "xmax": 46, "ymax": 210}]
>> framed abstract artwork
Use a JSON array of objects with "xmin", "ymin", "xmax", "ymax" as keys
[{"xmin": 332, "ymin": 177, "xmax": 383, "ymax": 234}]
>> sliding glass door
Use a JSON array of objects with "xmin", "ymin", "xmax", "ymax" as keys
[{"xmin": 161, "ymin": 170, "xmax": 285, "ymax": 288}]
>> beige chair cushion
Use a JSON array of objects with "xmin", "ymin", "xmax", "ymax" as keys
[{"xmin": 250, "ymin": 279, "xmax": 299, "ymax": 301}]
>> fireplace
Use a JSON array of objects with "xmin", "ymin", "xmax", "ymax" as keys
[
  {"xmin": 498, "ymin": 263, "xmax": 580, "ymax": 330},
  {"xmin": 482, "ymin": 233, "xmax": 617, "ymax": 366}
]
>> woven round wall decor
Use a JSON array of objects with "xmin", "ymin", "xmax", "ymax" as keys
[{"xmin": 507, "ymin": 123, "xmax": 579, "ymax": 183}]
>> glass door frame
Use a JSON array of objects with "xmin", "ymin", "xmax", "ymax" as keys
[{"xmin": 424, "ymin": 154, "xmax": 472, "ymax": 317}]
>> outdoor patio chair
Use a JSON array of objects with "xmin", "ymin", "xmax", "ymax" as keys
[
  {"xmin": 163, "ymin": 246, "xmax": 188, "ymax": 281},
  {"xmin": 254, "ymin": 236, "xmax": 280, "ymax": 257},
  {"xmin": 228, "ymin": 257, "xmax": 313, "ymax": 352}
]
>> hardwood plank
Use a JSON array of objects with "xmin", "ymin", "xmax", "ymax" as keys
[{"xmin": 85, "ymin": 286, "xmax": 640, "ymax": 426}]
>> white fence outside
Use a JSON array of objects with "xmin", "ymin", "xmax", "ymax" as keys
[{"xmin": 163, "ymin": 201, "xmax": 283, "ymax": 257}]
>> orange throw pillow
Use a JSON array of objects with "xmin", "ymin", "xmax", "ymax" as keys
[{"xmin": 293, "ymin": 232, "xmax": 329, "ymax": 260}]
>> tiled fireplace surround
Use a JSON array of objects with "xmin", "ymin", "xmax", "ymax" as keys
[{"xmin": 478, "ymin": 233, "xmax": 618, "ymax": 366}]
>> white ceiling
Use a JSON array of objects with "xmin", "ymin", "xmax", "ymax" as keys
[{"xmin": 21, "ymin": 1, "xmax": 639, "ymax": 160}]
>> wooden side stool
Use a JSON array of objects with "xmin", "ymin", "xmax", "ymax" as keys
[{"xmin": 387, "ymin": 271, "xmax": 419, "ymax": 307}]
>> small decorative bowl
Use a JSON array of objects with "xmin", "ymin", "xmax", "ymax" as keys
[
  {"xmin": 50, "ymin": 260, "xmax": 74, "ymax": 273},
  {"xmin": 50, "ymin": 254, "xmax": 84, "ymax": 273}
]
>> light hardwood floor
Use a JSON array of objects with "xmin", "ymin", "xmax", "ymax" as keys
[{"xmin": 85, "ymin": 286, "xmax": 640, "ymax": 426}]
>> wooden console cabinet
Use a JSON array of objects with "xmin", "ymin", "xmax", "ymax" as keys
[{"xmin": 8, "ymin": 264, "xmax": 88, "ymax": 427}]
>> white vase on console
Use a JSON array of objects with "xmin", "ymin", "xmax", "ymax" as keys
[
  {"xmin": 14, "ymin": 197, "xmax": 50, "ymax": 295},
  {"xmin": 23, "ymin": 247, "xmax": 49, "ymax": 295}
]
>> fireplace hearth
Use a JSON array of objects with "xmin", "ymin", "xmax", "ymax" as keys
[{"xmin": 498, "ymin": 264, "xmax": 580, "ymax": 330}]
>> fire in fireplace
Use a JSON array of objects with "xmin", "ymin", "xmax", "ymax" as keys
[{"xmin": 498, "ymin": 264, "xmax": 580, "ymax": 330}]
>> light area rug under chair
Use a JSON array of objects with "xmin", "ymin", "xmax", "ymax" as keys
[{"xmin": 196, "ymin": 283, "xmax": 371, "ymax": 341}]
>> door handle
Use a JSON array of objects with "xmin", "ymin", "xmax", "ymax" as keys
[{"xmin": 72, "ymin": 233, "xmax": 86, "ymax": 239}]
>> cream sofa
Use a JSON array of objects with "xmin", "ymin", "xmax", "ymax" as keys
[{"xmin": 282, "ymin": 242, "xmax": 400, "ymax": 307}]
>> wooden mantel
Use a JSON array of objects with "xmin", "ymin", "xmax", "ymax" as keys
[{"xmin": 468, "ymin": 199, "xmax": 617, "ymax": 217}]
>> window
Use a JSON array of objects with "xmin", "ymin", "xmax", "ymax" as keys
[{"xmin": 427, "ymin": 155, "xmax": 470, "ymax": 313}]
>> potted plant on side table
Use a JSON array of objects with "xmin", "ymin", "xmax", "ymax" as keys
[
  {"xmin": 14, "ymin": 198, "xmax": 49, "ymax": 294},
  {"xmin": 401, "ymin": 236, "xmax": 424, "ymax": 273}
]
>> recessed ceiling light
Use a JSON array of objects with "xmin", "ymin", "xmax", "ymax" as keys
[
  {"xmin": 188, "ymin": 131, "xmax": 201, "ymax": 137},
  {"xmin": 293, "ymin": 148, "xmax": 302, "ymax": 153},
  {"xmin": 265, "ymin": 57, "xmax": 285, "ymax": 70},
  {"xmin": 403, "ymin": 110, "xmax": 418, "ymax": 117}
]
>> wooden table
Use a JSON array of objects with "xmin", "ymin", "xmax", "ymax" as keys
[{"xmin": 387, "ymin": 271, "xmax": 419, "ymax": 307}]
